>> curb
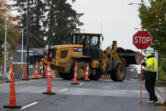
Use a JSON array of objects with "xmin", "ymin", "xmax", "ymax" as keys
[{"xmin": 155, "ymin": 87, "xmax": 166, "ymax": 104}]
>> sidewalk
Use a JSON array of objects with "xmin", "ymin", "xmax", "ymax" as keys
[{"xmin": 156, "ymin": 86, "xmax": 166, "ymax": 104}]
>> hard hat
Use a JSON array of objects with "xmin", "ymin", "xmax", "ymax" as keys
[
  {"xmin": 146, "ymin": 47, "xmax": 154, "ymax": 53},
  {"xmin": 146, "ymin": 48, "xmax": 154, "ymax": 57}
]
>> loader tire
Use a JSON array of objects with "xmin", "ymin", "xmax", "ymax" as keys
[
  {"xmin": 110, "ymin": 63, "xmax": 126, "ymax": 81},
  {"xmin": 59, "ymin": 72, "xmax": 74, "ymax": 80},
  {"xmin": 89, "ymin": 69, "xmax": 102, "ymax": 80}
]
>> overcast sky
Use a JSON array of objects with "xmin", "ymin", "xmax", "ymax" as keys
[{"xmin": 69, "ymin": 0, "xmax": 150, "ymax": 51}]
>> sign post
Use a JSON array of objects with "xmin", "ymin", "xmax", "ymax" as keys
[{"xmin": 133, "ymin": 31, "xmax": 152, "ymax": 104}]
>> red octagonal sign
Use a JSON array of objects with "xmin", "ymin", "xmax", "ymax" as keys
[{"xmin": 133, "ymin": 31, "xmax": 152, "ymax": 49}]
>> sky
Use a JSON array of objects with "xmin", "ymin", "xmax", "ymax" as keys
[
  {"xmin": 69, "ymin": 0, "xmax": 148, "ymax": 51},
  {"xmin": 7, "ymin": 0, "xmax": 150, "ymax": 51}
]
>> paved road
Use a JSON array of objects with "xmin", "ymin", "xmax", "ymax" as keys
[{"xmin": 0, "ymin": 78, "xmax": 162, "ymax": 111}]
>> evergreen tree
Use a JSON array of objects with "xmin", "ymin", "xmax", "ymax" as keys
[
  {"xmin": 13, "ymin": 0, "xmax": 83, "ymax": 46},
  {"xmin": 13, "ymin": 0, "xmax": 46, "ymax": 48},
  {"xmin": 44, "ymin": 0, "xmax": 83, "ymax": 45}
]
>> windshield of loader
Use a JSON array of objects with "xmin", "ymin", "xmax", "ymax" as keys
[
  {"xmin": 72, "ymin": 34, "xmax": 100, "ymax": 48},
  {"xmin": 85, "ymin": 35, "xmax": 99, "ymax": 47}
]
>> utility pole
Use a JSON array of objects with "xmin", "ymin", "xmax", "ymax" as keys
[
  {"xmin": 26, "ymin": 0, "xmax": 30, "ymax": 78},
  {"xmin": 4, "ymin": 17, "xmax": 7, "ymax": 74},
  {"xmin": 21, "ymin": 29, "xmax": 24, "ymax": 62}
]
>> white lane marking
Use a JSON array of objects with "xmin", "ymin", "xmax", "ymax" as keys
[
  {"xmin": 21, "ymin": 102, "xmax": 38, "ymax": 110},
  {"xmin": 60, "ymin": 88, "xmax": 68, "ymax": 93}
]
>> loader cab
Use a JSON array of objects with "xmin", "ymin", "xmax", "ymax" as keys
[{"xmin": 71, "ymin": 33, "xmax": 102, "ymax": 59}]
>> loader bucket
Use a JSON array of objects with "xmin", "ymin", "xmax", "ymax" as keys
[{"xmin": 117, "ymin": 48, "xmax": 141, "ymax": 65}]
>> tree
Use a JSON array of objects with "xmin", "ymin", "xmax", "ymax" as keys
[
  {"xmin": 44, "ymin": 0, "xmax": 83, "ymax": 45},
  {"xmin": 139, "ymin": 0, "xmax": 166, "ymax": 57},
  {"xmin": 13, "ymin": 0, "xmax": 46, "ymax": 48},
  {"xmin": 13, "ymin": 0, "xmax": 83, "ymax": 46},
  {"xmin": 0, "ymin": 0, "xmax": 20, "ymax": 66}
]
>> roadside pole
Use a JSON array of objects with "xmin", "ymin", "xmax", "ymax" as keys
[
  {"xmin": 26, "ymin": 0, "xmax": 30, "ymax": 78},
  {"xmin": 140, "ymin": 49, "xmax": 143, "ymax": 103},
  {"xmin": 155, "ymin": 51, "xmax": 159, "ymax": 80},
  {"xmin": 133, "ymin": 31, "xmax": 152, "ymax": 104}
]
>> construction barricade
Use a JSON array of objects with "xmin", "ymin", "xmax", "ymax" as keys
[
  {"xmin": 31, "ymin": 60, "xmax": 39, "ymax": 79},
  {"xmin": 22, "ymin": 62, "xmax": 28, "ymax": 80}
]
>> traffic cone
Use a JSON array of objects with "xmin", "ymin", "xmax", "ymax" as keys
[
  {"xmin": 43, "ymin": 61, "xmax": 55, "ymax": 95},
  {"xmin": 85, "ymin": 62, "xmax": 90, "ymax": 81},
  {"xmin": 3, "ymin": 62, "xmax": 21, "ymax": 109},
  {"xmin": 40, "ymin": 59, "xmax": 44, "ymax": 78},
  {"xmin": 71, "ymin": 60, "xmax": 79, "ymax": 85},
  {"xmin": 100, "ymin": 75, "xmax": 104, "ymax": 79},
  {"xmin": 33, "ymin": 60, "xmax": 38, "ymax": 79},
  {"xmin": 45, "ymin": 65, "xmax": 48, "ymax": 78},
  {"xmin": 41, "ymin": 66, "xmax": 44, "ymax": 78},
  {"xmin": 6, "ymin": 58, "xmax": 13, "ymax": 82},
  {"xmin": 22, "ymin": 62, "xmax": 28, "ymax": 80}
]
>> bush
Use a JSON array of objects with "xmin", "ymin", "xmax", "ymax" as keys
[
  {"xmin": 159, "ymin": 66, "xmax": 166, "ymax": 81},
  {"xmin": 161, "ymin": 59, "xmax": 166, "ymax": 73}
]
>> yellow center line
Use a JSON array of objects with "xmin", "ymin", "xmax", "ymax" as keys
[{"xmin": 0, "ymin": 80, "xmax": 38, "ymax": 87}]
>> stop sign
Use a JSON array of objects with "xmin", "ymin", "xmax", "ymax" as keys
[{"xmin": 133, "ymin": 31, "xmax": 152, "ymax": 49}]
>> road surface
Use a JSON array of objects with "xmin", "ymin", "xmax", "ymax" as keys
[{"xmin": 0, "ymin": 78, "xmax": 162, "ymax": 111}]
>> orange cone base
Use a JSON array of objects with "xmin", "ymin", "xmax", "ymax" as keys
[
  {"xmin": 3, "ymin": 105, "xmax": 21, "ymax": 109},
  {"xmin": 71, "ymin": 82, "xmax": 79, "ymax": 85},
  {"xmin": 42, "ymin": 92, "xmax": 56, "ymax": 95},
  {"xmin": 84, "ymin": 79, "xmax": 90, "ymax": 81}
]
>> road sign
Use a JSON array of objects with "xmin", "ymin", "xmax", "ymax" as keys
[
  {"xmin": 133, "ymin": 31, "xmax": 152, "ymax": 49},
  {"xmin": 133, "ymin": 31, "xmax": 152, "ymax": 103},
  {"xmin": 1, "ymin": 42, "xmax": 11, "ymax": 49}
]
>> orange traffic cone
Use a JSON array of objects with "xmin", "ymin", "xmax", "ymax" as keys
[
  {"xmin": 100, "ymin": 75, "xmax": 104, "ymax": 79},
  {"xmin": 40, "ymin": 64, "xmax": 44, "ymax": 79},
  {"xmin": 41, "ymin": 66, "xmax": 44, "ymax": 78},
  {"xmin": 33, "ymin": 60, "xmax": 38, "ymax": 79},
  {"xmin": 45, "ymin": 65, "xmax": 48, "ymax": 78},
  {"xmin": 22, "ymin": 62, "xmax": 28, "ymax": 80},
  {"xmin": 4, "ymin": 61, "xmax": 21, "ymax": 109},
  {"xmin": 71, "ymin": 60, "xmax": 79, "ymax": 85},
  {"xmin": 40, "ymin": 59, "xmax": 44, "ymax": 78},
  {"xmin": 85, "ymin": 62, "xmax": 90, "ymax": 81},
  {"xmin": 43, "ymin": 62, "xmax": 55, "ymax": 95}
]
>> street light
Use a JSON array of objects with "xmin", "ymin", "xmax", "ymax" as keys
[
  {"xmin": 4, "ymin": 16, "xmax": 7, "ymax": 74},
  {"xmin": 21, "ymin": 24, "xmax": 35, "ymax": 62}
]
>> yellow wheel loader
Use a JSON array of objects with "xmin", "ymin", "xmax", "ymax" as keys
[{"xmin": 44, "ymin": 33, "xmax": 140, "ymax": 81}]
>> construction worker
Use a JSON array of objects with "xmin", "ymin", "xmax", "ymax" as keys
[{"xmin": 142, "ymin": 48, "xmax": 158, "ymax": 103}]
